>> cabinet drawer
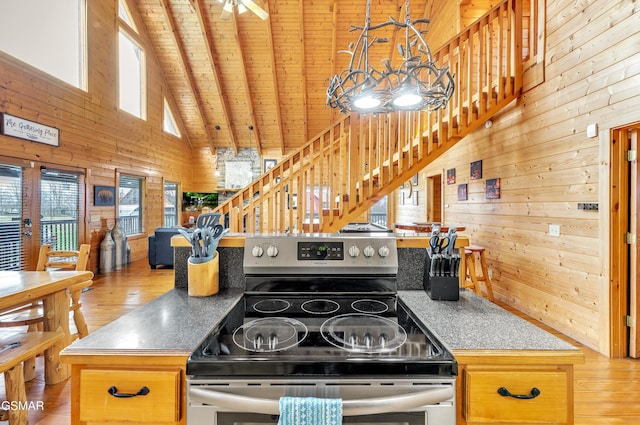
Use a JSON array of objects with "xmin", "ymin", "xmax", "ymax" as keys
[
  {"xmin": 80, "ymin": 369, "xmax": 180, "ymax": 423},
  {"xmin": 464, "ymin": 369, "xmax": 567, "ymax": 423}
]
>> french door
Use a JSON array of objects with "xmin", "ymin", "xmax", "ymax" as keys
[{"xmin": 0, "ymin": 159, "xmax": 85, "ymax": 271}]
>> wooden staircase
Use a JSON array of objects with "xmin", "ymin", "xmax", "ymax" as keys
[{"xmin": 215, "ymin": 0, "xmax": 523, "ymax": 233}]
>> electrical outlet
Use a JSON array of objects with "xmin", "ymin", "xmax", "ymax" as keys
[
  {"xmin": 578, "ymin": 202, "xmax": 599, "ymax": 211},
  {"xmin": 549, "ymin": 224, "xmax": 560, "ymax": 237}
]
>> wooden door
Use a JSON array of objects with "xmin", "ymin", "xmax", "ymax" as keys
[
  {"xmin": 629, "ymin": 129, "xmax": 639, "ymax": 358},
  {"xmin": 611, "ymin": 125, "xmax": 640, "ymax": 358},
  {"xmin": 426, "ymin": 174, "xmax": 442, "ymax": 223}
]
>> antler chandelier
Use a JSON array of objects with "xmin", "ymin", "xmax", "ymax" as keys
[{"xmin": 327, "ymin": 0, "xmax": 454, "ymax": 114}]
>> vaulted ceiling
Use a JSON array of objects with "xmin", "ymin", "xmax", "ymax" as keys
[{"xmin": 132, "ymin": 0, "xmax": 443, "ymax": 156}]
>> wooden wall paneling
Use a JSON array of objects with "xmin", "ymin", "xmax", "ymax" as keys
[
  {"xmin": 0, "ymin": 0, "xmax": 195, "ymax": 272},
  {"xmin": 410, "ymin": 0, "xmax": 640, "ymax": 353}
]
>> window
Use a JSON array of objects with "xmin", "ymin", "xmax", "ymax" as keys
[
  {"xmin": 41, "ymin": 169, "xmax": 81, "ymax": 251},
  {"xmin": 164, "ymin": 182, "xmax": 179, "ymax": 227},
  {"xmin": 163, "ymin": 98, "xmax": 181, "ymax": 137},
  {"xmin": 0, "ymin": 0, "xmax": 86, "ymax": 89},
  {"xmin": 118, "ymin": 175, "xmax": 143, "ymax": 236},
  {"xmin": 118, "ymin": 0, "xmax": 137, "ymax": 32},
  {"xmin": 118, "ymin": 30, "xmax": 145, "ymax": 119},
  {"xmin": 0, "ymin": 165, "xmax": 23, "ymax": 271},
  {"xmin": 370, "ymin": 196, "xmax": 388, "ymax": 227}
]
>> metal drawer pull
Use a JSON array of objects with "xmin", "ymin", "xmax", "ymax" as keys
[
  {"xmin": 497, "ymin": 387, "xmax": 541, "ymax": 399},
  {"xmin": 190, "ymin": 386, "xmax": 454, "ymax": 416},
  {"xmin": 108, "ymin": 386, "xmax": 150, "ymax": 398}
]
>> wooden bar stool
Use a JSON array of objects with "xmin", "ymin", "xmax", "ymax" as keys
[{"xmin": 463, "ymin": 245, "xmax": 494, "ymax": 301}]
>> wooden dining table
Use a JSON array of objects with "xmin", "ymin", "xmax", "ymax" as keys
[{"xmin": 0, "ymin": 270, "xmax": 93, "ymax": 384}]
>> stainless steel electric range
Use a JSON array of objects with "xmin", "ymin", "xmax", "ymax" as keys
[{"xmin": 187, "ymin": 234, "xmax": 457, "ymax": 425}]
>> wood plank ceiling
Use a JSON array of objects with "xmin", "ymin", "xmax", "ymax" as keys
[{"xmin": 133, "ymin": 0, "xmax": 435, "ymax": 155}]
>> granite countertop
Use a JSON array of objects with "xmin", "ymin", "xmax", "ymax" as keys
[
  {"xmin": 62, "ymin": 288, "xmax": 244, "ymax": 355},
  {"xmin": 399, "ymin": 290, "xmax": 578, "ymax": 351},
  {"xmin": 63, "ymin": 287, "xmax": 577, "ymax": 356}
]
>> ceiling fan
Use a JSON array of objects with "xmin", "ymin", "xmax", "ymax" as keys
[{"xmin": 219, "ymin": 0, "xmax": 269, "ymax": 20}]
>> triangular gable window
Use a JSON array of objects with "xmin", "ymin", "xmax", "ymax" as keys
[
  {"xmin": 118, "ymin": 0, "xmax": 137, "ymax": 33},
  {"xmin": 163, "ymin": 98, "xmax": 181, "ymax": 137}
]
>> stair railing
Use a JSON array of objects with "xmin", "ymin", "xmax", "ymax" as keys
[{"xmin": 216, "ymin": 0, "xmax": 522, "ymax": 233}]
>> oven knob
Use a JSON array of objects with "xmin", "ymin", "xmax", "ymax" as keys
[
  {"xmin": 251, "ymin": 245, "xmax": 264, "ymax": 257},
  {"xmin": 267, "ymin": 245, "xmax": 279, "ymax": 257},
  {"xmin": 348, "ymin": 245, "xmax": 360, "ymax": 257},
  {"xmin": 378, "ymin": 245, "xmax": 390, "ymax": 258},
  {"xmin": 363, "ymin": 245, "xmax": 375, "ymax": 258}
]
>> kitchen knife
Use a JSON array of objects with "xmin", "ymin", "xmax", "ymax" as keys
[{"xmin": 430, "ymin": 253, "xmax": 439, "ymax": 277}]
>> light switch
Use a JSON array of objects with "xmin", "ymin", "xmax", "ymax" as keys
[{"xmin": 549, "ymin": 224, "xmax": 560, "ymax": 237}]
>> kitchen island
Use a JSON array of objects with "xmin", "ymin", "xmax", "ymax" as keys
[{"xmin": 61, "ymin": 286, "xmax": 582, "ymax": 425}]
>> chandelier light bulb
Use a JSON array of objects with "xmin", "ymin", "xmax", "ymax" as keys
[
  {"xmin": 353, "ymin": 95, "xmax": 381, "ymax": 110},
  {"xmin": 393, "ymin": 92, "xmax": 422, "ymax": 108}
]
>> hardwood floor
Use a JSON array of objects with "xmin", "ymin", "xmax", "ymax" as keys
[{"xmin": 2, "ymin": 260, "xmax": 640, "ymax": 424}]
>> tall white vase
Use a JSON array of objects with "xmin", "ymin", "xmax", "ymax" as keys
[{"xmin": 99, "ymin": 229, "xmax": 115, "ymax": 274}]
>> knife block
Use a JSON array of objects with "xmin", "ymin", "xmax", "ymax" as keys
[
  {"xmin": 188, "ymin": 251, "xmax": 219, "ymax": 296},
  {"xmin": 423, "ymin": 250, "xmax": 459, "ymax": 301}
]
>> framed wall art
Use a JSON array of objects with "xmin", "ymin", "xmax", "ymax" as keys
[
  {"xmin": 486, "ymin": 178, "xmax": 501, "ymax": 199},
  {"xmin": 1, "ymin": 113, "xmax": 60, "ymax": 147},
  {"xmin": 263, "ymin": 158, "xmax": 277, "ymax": 172},
  {"xmin": 470, "ymin": 160, "xmax": 482, "ymax": 180},
  {"xmin": 446, "ymin": 168, "xmax": 456, "ymax": 184},
  {"xmin": 94, "ymin": 185, "xmax": 116, "ymax": 207},
  {"xmin": 225, "ymin": 161, "xmax": 252, "ymax": 188},
  {"xmin": 457, "ymin": 184, "xmax": 468, "ymax": 201}
]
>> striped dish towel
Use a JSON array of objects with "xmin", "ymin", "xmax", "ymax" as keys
[{"xmin": 277, "ymin": 397, "xmax": 343, "ymax": 425}]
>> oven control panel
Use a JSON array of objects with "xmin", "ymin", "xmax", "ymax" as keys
[
  {"xmin": 298, "ymin": 241, "xmax": 344, "ymax": 260},
  {"xmin": 243, "ymin": 234, "xmax": 398, "ymax": 275}
]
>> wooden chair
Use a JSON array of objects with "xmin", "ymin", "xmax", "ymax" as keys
[
  {"xmin": 0, "ymin": 244, "xmax": 92, "ymax": 380},
  {"xmin": 36, "ymin": 244, "xmax": 93, "ymax": 341}
]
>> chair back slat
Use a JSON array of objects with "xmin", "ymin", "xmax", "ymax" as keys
[{"xmin": 36, "ymin": 244, "xmax": 91, "ymax": 272}]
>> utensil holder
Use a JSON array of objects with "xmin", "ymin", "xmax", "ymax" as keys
[{"xmin": 188, "ymin": 251, "xmax": 219, "ymax": 296}]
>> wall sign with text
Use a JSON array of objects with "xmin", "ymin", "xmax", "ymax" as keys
[{"xmin": 1, "ymin": 113, "xmax": 60, "ymax": 147}]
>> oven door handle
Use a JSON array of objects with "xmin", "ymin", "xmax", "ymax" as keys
[{"xmin": 189, "ymin": 385, "xmax": 454, "ymax": 416}]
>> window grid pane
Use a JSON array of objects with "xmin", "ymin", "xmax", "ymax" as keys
[
  {"xmin": 118, "ymin": 30, "xmax": 144, "ymax": 118},
  {"xmin": 164, "ymin": 182, "xmax": 178, "ymax": 227},
  {"xmin": 118, "ymin": 175, "xmax": 143, "ymax": 236}
]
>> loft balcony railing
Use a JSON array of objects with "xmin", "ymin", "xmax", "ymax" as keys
[{"xmin": 215, "ymin": 0, "xmax": 524, "ymax": 234}]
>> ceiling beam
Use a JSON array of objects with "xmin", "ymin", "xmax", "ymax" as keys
[
  {"xmin": 298, "ymin": 1, "xmax": 309, "ymax": 143},
  {"xmin": 159, "ymin": 0, "xmax": 215, "ymax": 154},
  {"xmin": 265, "ymin": 2, "xmax": 285, "ymax": 155},
  {"xmin": 229, "ymin": 12, "xmax": 262, "ymax": 155},
  {"xmin": 329, "ymin": 0, "xmax": 339, "ymax": 125},
  {"xmin": 193, "ymin": 0, "xmax": 239, "ymax": 154}
]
